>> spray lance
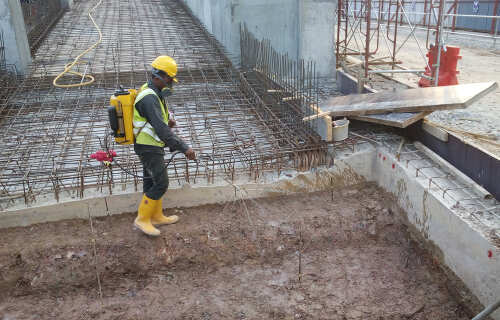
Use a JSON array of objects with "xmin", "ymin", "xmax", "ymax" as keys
[{"xmin": 90, "ymin": 148, "xmax": 181, "ymax": 179}]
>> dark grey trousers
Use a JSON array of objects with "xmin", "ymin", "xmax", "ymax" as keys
[{"xmin": 139, "ymin": 153, "xmax": 169, "ymax": 200}]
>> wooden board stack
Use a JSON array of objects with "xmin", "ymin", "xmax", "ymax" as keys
[{"xmin": 303, "ymin": 82, "xmax": 498, "ymax": 129}]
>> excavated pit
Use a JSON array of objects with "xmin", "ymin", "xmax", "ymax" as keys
[
  {"xmin": 0, "ymin": 183, "xmax": 479, "ymax": 319},
  {"xmin": 1, "ymin": 0, "xmax": 498, "ymax": 318}
]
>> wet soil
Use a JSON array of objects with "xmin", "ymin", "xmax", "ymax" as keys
[{"xmin": 0, "ymin": 183, "xmax": 474, "ymax": 319}]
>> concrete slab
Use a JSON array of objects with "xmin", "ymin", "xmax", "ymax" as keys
[{"xmin": 310, "ymin": 82, "xmax": 498, "ymax": 118}]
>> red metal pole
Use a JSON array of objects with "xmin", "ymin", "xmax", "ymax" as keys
[
  {"xmin": 365, "ymin": 0, "xmax": 371, "ymax": 78},
  {"xmin": 435, "ymin": 0, "xmax": 443, "ymax": 48},
  {"xmin": 336, "ymin": 0, "xmax": 342, "ymax": 67},
  {"xmin": 433, "ymin": 0, "xmax": 444, "ymax": 86},
  {"xmin": 400, "ymin": 0, "xmax": 404, "ymax": 25},
  {"xmin": 393, "ymin": 0, "xmax": 400, "ymax": 70},
  {"xmin": 422, "ymin": 0, "xmax": 428, "ymax": 26},
  {"xmin": 491, "ymin": 0, "xmax": 499, "ymax": 35},
  {"xmin": 451, "ymin": 0, "xmax": 458, "ymax": 32},
  {"xmin": 345, "ymin": 0, "xmax": 348, "ymax": 56}
]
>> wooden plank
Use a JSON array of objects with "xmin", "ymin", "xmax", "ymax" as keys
[
  {"xmin": 304, "ymin": 82, "xmax": 498, "ymax": 121},
  {"xmin": 336, "ymin": 69, "xmax": 424, "ymax": 128},
  {"xmin": 345, "ymin": 56, "xmax": 402, "ymax": 66},
  {"xmin": 350, "ymin": 111, "xmax": 430, "ymax": 128}
]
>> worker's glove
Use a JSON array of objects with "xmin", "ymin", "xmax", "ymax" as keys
[{"xmin": 185, "ymin": 148, "xmax": 196, "ymax": 161}]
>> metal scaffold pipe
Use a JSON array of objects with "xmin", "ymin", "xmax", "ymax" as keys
[{"xmin": 471, "ymin": 299, "xmax": 500, "ymax": 320}]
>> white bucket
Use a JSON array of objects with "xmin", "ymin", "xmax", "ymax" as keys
[{"xmin": 332, "ymin": 118, "xmax": 349, "ymax": 142}]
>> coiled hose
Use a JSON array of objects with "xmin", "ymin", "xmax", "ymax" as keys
[{"xmin": 53, "ymin": 0, "xmax": 103, "ymax": 88}]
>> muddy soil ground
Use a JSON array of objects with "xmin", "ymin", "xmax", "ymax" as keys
[{"xmin": 0, "ymin": 183, "xmax": 477, "ymax": 319}]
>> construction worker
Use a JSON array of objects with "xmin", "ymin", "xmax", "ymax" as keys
[{"xmin": 133, "ymin": 55, "xmax": 196, "ymax": 236}]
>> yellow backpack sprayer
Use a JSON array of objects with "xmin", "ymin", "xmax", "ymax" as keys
[
  {"xmin": 89, "ymin": 87, "xmax": 138, "ymax": 167},
  {"xmin": 107, "ymin": 87, "xmax": 138, "ymax": 145},
  {"xmin": 90, "ymin": 86, "xmax": 180, "ymax": 175}
]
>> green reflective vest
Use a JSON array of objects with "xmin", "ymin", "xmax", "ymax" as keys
[{"xmin": 133, "ymin": 83, "xmax": 170, "ymax": 147}]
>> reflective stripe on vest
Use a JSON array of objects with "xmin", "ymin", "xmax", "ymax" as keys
[{"xmin": 133, "ymin": 84, "xmax": 169, "ymax": 147}]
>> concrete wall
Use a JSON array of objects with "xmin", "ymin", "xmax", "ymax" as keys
[
  {"xmin": 182, "ymin": 0, "xmax": 336, "ymax": 77},
  {"xmin": 299, "ymin": 0, "xmax": 336, "ymax": 76},
  {"xmin": 0, "ymin": 0, "xmax": 31, "ymax": 74},
  {"xmin": 373, "ymin": 147, "xmax": 500, "ymax": 320},
  {"xmin": 335, "ymin": 68, "xmax": 500, "ymax": 317}
]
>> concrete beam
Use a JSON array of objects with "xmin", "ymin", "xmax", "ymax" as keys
[
  {"xmin": 0, "ymin": 0, "xmax": 32, "ymax": 75},
  {"xmin": 422, "ymin": 121, "xmax": 449, "ymax": 142}
]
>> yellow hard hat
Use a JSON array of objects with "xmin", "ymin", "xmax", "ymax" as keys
[{"xmin": 151, "ymin": 56, "xmax": 178, "ymax": 82}]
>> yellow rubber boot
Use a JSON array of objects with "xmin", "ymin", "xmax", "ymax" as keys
[
  {"xmin": 151, "ymin": 197, "xmax": 179, "ymax": 226},
  {"xmin": 134, "ymin": 195, "xmax": 161, "ymax": 236}
]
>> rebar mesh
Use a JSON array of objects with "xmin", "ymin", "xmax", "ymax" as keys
[
  {"xmin": 0, "ymin": 0, "xmax": 328, "ymax": 210},
  {"xmin": 240, "ymin": 24, "xmax": 321, "ymax": 134}
]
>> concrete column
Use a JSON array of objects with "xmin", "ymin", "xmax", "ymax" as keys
[
  {"xmin": 0, "ymin": 0, "xmax": 31, "ymax": 75},
  {"xmin": 298, "ymin": 0, "xmax": 336, "ymax": 78}
]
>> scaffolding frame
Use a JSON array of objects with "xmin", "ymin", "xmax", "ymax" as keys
[{"xmin": 336, "ymin": 0, "xmax": 499, "ymax": 88}]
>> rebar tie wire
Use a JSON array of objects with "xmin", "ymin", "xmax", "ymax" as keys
[{"xmin": 53, "ymin": 0, "xmax": 103, "ymax": 88}]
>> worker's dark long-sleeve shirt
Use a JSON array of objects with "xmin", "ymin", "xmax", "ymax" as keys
[{"xmin": 133, "ymin": 81, "xmax": 189, "ymax": 156}]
